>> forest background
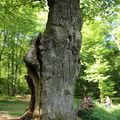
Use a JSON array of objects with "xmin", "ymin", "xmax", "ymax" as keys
[{"xmin": 0, "ymin": 0, "xmax": 120, "ymax": 103}]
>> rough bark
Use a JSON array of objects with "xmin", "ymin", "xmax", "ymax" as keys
[{"xmin": 21, "ymin": 0, "xmax": 82, "ymax": 120}]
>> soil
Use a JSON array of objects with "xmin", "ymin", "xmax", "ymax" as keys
[{"xmin": 0, "ymin": 111, "xmax": 19, "ymax": 120}]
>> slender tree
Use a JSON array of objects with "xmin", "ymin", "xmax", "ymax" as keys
[{"xmin": 21, "ymin": 0, "xmax": 82, "ymax": 120}]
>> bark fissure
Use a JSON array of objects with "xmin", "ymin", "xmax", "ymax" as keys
[
  {"xmin": 68, "ymin": 35, "xmax": 73, "ymax": 83},
  {"xmin": 35, "ymin": 33, "xmax": 44, "ymax": 78},
  {"xmin": 33, "ymin": 33, "xmax": 44, "ymax": 120}
]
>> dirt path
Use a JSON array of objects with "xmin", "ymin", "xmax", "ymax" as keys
[{"xmin": 0, "ymin": 111, "xmax": 19, "ymax": 120}]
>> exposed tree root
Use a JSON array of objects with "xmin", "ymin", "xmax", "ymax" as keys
[{"xmin": 20, "ymin": 110, "xmax": 33, "ymax": 120}]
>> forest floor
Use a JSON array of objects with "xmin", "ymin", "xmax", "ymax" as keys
[
  {"xmin": 0, "ymin": 98, "xmax": 29, "ymax": 120},
  {"xmin": 0, "ymin": 111, "xmax": 19, "ymax": 120}
]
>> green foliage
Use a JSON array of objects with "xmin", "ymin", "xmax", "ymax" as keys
[
  {"xmin": 80, "ymin": 0, "xmax": 120, "ymax": 21},
  {"xmin": 85, "ymin": 58, "xmax": 111, "ymax": 99},
  {"xmin": 0, "ymin": 0, "xmax": 47, "ymax": 96},
  {"xmin": 85, "ymin": 59, "xmax": 110, "ymax": 82},
  {"xmin": 75, "ymin": 77, "xmax": 99, "ymax": 99},
  {"xmin": 78, "ymin": 103, "xmax": 120, "ymax": 120},
  {"xmin": 112, "ymin": 98, "xmax": 120, "ymax": 104},
  {"xmin": 75, "ymin": 16, "xmax": 120, "ymax": 99},
  {"xmin": 78, "ymin": 110, "xmax": 97, "ymax": 120}
]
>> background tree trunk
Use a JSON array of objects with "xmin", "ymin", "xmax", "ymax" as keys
[{"xmin": 22, "ymin": 0, "xmax": 82, "ymax": 120}]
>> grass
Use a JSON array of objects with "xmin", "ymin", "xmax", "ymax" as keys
[
  {"xmin": 1, "ymin": 98, "xmax": 120, "ymax": 120},
  {"xmin": 77, "ymin": 103, "xmax": 120, "ymax": 120},
  {"xmin": 0, "ymin": 99, "xmax": 29, "ymax": 117}
]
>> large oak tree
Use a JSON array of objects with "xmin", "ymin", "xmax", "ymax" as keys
[{"xmin": 21, "ymin": 0, "xmax": 82, "ymax": 120}]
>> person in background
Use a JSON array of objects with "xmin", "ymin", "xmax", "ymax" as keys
[
  {"xmin": 105, "ymin": 96, "xmax": 111, "ymax": 109},
  {"xmin": 88, "ymin": 96, "xmax": 94, "ymax": 109},
  {"xmin": 82, "ymin": 96, "xmax": 89, "ymax": 110}
]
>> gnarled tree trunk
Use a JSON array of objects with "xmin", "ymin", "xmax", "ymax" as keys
[{"xmin": 21, "ymin": 0, "xmax": 82, "ymax": 120}]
